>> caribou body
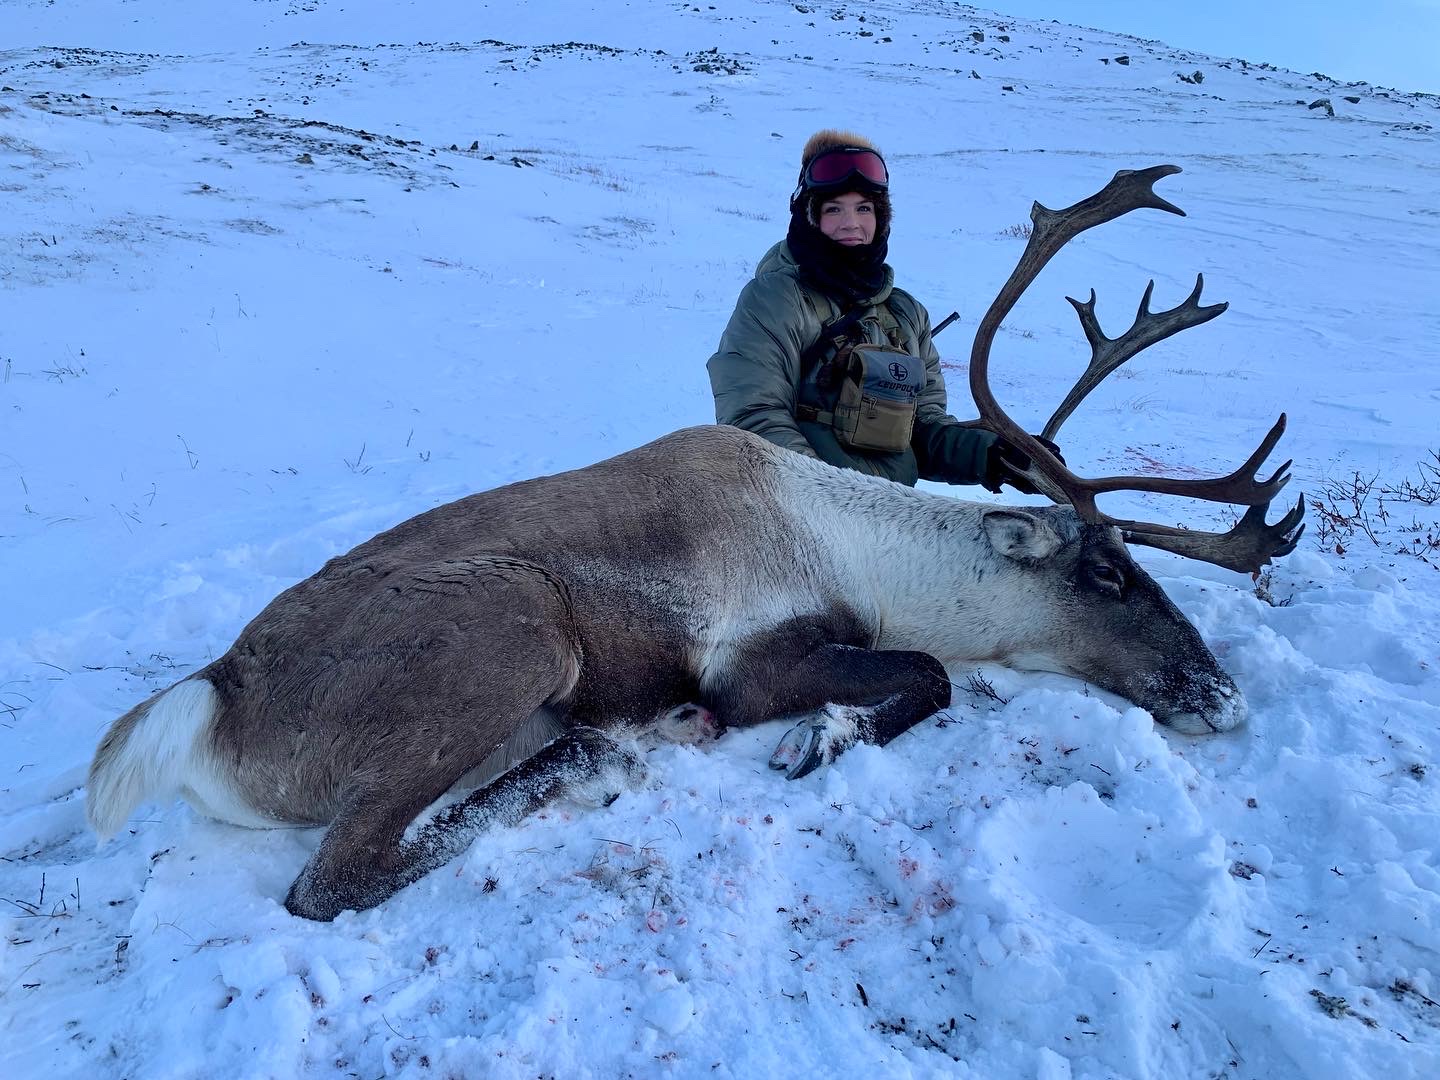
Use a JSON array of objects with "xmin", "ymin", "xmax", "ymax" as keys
[{"xmin": 87, "ymin": 166, "xmax": 1303, "ymax": 920}]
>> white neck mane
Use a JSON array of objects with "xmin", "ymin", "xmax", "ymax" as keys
[{"xmin": 771, "ymin": 450, "xmax": 1080, "ymax": 661}]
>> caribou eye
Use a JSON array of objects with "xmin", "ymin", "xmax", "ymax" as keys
[{"xmin": 1087, "ymin": 563, "xmax": 1125, "ymax": 596}]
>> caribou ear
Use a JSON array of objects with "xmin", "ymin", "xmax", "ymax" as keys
[{"xmin": 981, "ymin": 509, "xmax": 1064, "ymax": 562}]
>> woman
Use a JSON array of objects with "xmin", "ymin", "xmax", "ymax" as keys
[{"xmin": 707, "ymin": 129, "xmax": 1048, "ymax": 491}]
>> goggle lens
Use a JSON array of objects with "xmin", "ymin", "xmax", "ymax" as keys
[{"xmin": 804, "ymin": 148, "xmax": 889, "ymax": 189}]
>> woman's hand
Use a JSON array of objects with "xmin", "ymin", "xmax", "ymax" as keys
[{"xmin": 984, "ymin": 435, "xmax": 1064, "ymax": 495}]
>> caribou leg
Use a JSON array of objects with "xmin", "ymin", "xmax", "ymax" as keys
[
  {"xmin": 284, "ymin": 727, "xmax": 642, "ymax": 920},
  {"xmin": 280, "ymin": 560, "xmax": 618, "ymax": 921},
  {"xmin": 703, "ymin": 620, "xmax": 951, "ymax": 780},
  {"xmin": 763, "ymin": 646, "xmax": 952, "ymax": 779},
  {"xmin": 410, "ymin": 727, "xmax": 643, "ymax": 870}
]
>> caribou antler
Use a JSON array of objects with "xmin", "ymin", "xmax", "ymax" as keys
[{"xmin": 968, "ymin": 164, "xmax": 1305, "ymax": 574}]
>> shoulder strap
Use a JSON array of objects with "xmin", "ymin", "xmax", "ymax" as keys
[
  {"xmin": 874, "ymin": 302, "xmax": 905, "ymax": 348},
  {"xmin": 877, "ymin": 293, "xmax": 921, "ymax": 347},
  {"xmin": 799, "ymin": 304, "xmax": 869, "ymax": 380}
]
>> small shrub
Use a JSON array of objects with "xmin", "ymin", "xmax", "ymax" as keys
[
  {"xmin": 1310, "ymin": 451, "xmax": 1440, "ymax": 564},
  {"xmin": 963, "ymin": 671, "xmax": 1010, "ymax": 705}
]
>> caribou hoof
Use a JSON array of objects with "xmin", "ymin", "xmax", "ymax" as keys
[
  {"xmin": 768, "ymin": 705, "xmax": 864, "ymax": 780},
  {"xmin": 284, "ymin": 861, "xmax": 398, "ymax": 922},
  {"xmin": 568, "ymin": 734, "xmax": 648, "ymax": 807}
]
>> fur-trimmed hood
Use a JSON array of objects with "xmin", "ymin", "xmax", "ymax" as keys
[{"xmin": 793, "ymin": 128, "xmax": 891, "ymax": 239}]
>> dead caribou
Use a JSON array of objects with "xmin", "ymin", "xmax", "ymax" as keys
[{"xmin": 87, "ymin": 165, "xmax": 1303, "ymax": 920}]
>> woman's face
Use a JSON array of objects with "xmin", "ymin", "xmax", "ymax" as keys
[{"xmin": 817, "ymin": 191, "xmax": 876, "ymax": 246}]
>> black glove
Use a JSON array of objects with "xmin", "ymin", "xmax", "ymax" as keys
[{"xmin": 983, "ymin": 435, "xmax": 1063, "ymax": 495}]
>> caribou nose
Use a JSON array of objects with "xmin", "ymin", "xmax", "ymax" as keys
[{"xmin": 1160, "ymin": 677, "xmax": 1247, "ymax": 735}]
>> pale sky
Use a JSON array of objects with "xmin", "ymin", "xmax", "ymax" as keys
[{"xmin": 991, "ymin": 1, "xmax": 1439, "ymax": 94}]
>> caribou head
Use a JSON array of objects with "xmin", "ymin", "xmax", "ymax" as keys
[{"xmin": 967, "ymin": 507, "xmax": 1246, "ymax": 734}]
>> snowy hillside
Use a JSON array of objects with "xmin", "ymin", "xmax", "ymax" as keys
[{"xmin": 2, "ymin": 1, "xmax": 1438, "ymax": 1077}]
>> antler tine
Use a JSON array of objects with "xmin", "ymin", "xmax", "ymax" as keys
[
  {"xmin": 1083, "ymin": 413, "xmax": 1293, "ymax": 506},
  {"xmin": 1027, "ymin": 165, "xmax": 1188, "ymax": 252},
  {"xmin": 968, "ymin": 165, "xmax": 1191, "ymax": 508},
  {"xmin": 1121, "ymin": 495, "xmax": 1307, "ymax": 575},
  {"xmin": 1040, "ymin": 275, "xmax": 1229, "ymax": 442}
]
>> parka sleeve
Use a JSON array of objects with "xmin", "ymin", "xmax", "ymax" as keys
[
  {"xmin": 908, "ymin": 303, "xmax": 999, "ymax": 486},
  {"xmin": 706, "ymin": 276, "xmax": 821, "ymax": 459}
]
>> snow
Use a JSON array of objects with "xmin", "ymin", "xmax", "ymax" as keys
[{"xmin": 2, "ymin": 1, "xmax": 1439, "ymax": 1077}]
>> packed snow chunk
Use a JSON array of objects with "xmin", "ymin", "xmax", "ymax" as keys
[
  {"xmin": 0, "ymin": 788, "xmax": 88, "ymax": 860},
  {"xmin": 972, "ymin": 946, "xmax": 1065, "ymax": 1006},
  {"xmin": 1354, "ymin": 860, "xmax": 1437, "ymax": 940},
  {"xmin": 847, "ymin": 823, "xmax": 956, "ymax": 917},
  {"xmin": 163, "ymin": 582, "xmax": 237, "ymax": 639},
  {"xmin": 1219, "ymin": 622, "xmax": 1314, "ymax": 704},
  {"xmin": 975, "ymin": 932, "xmax": 1008, "ymax": 968},
  {"xmin": 1352, "ymin": 565, "xmax": 1403, "ymax": 594},
  {"xmin": 1236, "ymin": 842, "xmax": 1276, "ymax": 877},
  {"xmin": 1036, "ymin": 1046, "xmax": 1074, "ymax": 1080},
  {"xmin": 1277, "ymin": 550, "xmax": 1334, "ymax": 584},
  {"xmin": 155, "ymin": 569, "xmax": 207, "ymax": 602},
  {"xmin": 304, "ymin": 955, "xmax": 343, "ymax": 1006},
  {"xmin": 215, "ymin": 973, "xmax": 312, "ymax": 1076},
  {"xmin": 829, "ymin": 740, "xmax": 914, "ymax": 818},
  {"xmin": 996, "ymin": 687, "xmax": 1165, "ymax": 760},
  {"xmin": 255, "ymin": 531, "xmax": 349, "ymax": 580},
  {"xmin": 642, "ymin": 984, "xmax": 696, "ymax": 1035},
  {"xmin": 217, "ymin": 938, "xmax": 289, "ymax": 994}
]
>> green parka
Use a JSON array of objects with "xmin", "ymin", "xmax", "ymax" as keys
[{"xmin": 707, "ymin": 241, "xmax": 996, "ymax": 487}]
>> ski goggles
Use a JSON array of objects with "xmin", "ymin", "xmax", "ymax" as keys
[{"xmin": 799, "ymin": 147, "xmax": 889, "ymax": 192}]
